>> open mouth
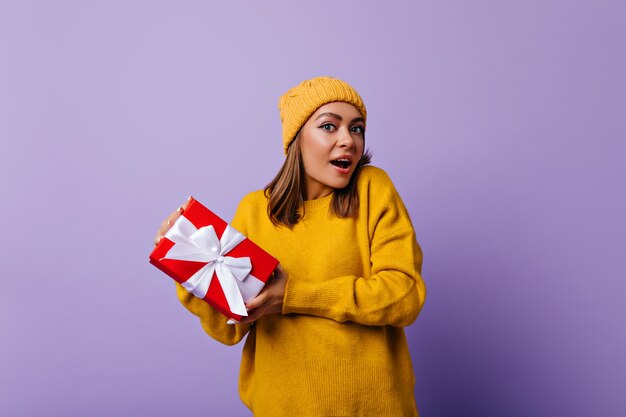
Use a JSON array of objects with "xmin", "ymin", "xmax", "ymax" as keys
[{"xmin": 330, "ymin": 159, "xmax": 352, "ymax": 169}]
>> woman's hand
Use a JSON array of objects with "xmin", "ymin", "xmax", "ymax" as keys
[
  {"xmin": 153, "ymin": 196, "xmax": 193, "ymax": 246},
  {"xmin": 237, "ymin": 264, "xmax": 288, "ymax": 324}
]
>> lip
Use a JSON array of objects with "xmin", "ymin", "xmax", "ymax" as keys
[
  {"xmin": 330, "ymin": 154, "xmax": 354, "ymax": 164},
  {"xmin": 329, "ymin": 154, "xmax": 354, "ymax": 175},
  {"xmin": 331, "ymin": 163, "xmax": 351, "ymax": 175}
]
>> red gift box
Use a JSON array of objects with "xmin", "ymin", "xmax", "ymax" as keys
[{"xmin": 149, "ymin": 198, "xmax": 279, "ymax": 321}]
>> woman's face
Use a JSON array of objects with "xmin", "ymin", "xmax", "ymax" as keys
[{"xmin": 299, "ymin": 101, "xmax": 366, "ymax": 200}]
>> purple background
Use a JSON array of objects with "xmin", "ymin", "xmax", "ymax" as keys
[{"xmin": 1, "ymin": 1, "xmax": 624, "ymax": 416}]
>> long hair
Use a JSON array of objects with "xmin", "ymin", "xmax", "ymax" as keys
[{"xmin": 264, "ymin": 131, "xmax": 372, "ymax": 228}]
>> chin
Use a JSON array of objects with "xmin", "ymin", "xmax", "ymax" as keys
[{"xmin": 328, "ymin": 178, "xmax": 352, "ymax": 190}]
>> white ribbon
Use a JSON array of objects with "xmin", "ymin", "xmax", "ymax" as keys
[{"xmin": 161, "ymin": 216, "xmax": 251, "ymax": 316}]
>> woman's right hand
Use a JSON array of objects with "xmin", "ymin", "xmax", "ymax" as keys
[{"xmin": 153, "ymin": 196, "xmax": 193, "ymax": 246}]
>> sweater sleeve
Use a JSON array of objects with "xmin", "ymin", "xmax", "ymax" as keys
[
  {"xmin": 281, "ymin": 171, "xmax": 426, "ymax": 327},
  {"xmin": 174, "ymin": 195, "xmax": 254, "ymax": 346}
]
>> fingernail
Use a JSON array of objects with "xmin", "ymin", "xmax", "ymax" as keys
[
  {"xmin": 226, "ymin": 319, "xmax": 238, "ymax": 325},
  {"xmin": 178, "ymin": 206, "xmax": 184, "ymax": 213},
  {"xmin": 188, "ymin": 195, "xmax": 193, "ymax": 201},
  {"xmin": 167, "ymin": 220, "xmax": 172, "ymax": 225}
]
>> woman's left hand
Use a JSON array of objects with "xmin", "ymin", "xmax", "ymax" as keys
[{"xmin": 237, "ymin": 264, "xmax": 288, "ymax": 324}]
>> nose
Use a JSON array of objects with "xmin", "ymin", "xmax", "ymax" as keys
[{"xmin": 337, "ymin": 127, "xmax": 355, "ymax": 149}]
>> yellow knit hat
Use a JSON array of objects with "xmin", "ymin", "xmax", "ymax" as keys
[{"xmin": 278, "ymin": 76, "xmax": 367, "ymax": 155}]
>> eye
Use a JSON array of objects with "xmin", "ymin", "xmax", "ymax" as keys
[
  {"xmin": 351, "ymin": 125, "xmax": 365, "ymax": 134},
  {"xmin": 320, "ymin": 123, "xmax": 336, "ymax": 131}
]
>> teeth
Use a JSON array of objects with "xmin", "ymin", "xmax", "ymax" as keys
[{"xmin": 331, "ymin": 158, "xmax": 351, "ymax": 169}]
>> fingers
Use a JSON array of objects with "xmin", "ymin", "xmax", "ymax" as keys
[
  {"xmin": 170, "ymin": 195, "xmax": 193, "ymax": 223},
  {"xmin": 274, "ymin": 264, "xmax": 285, "ymax": 278},
  {"xmin": 238, "ymin": 308, "xmax": 262, "ymax": 324},
  {"xmin": 232, "ymin": 265, "xmax": 286, "ymax": 325},
  {"xmin": 239, "ymin": 289, "xmax": 271, "ymax": 323},
  {"xmin": 181, "ymin": 196, "xmax": 193, "ymax": 210},
  {"xmin": 271, "ymin": 264, "xmax": 288, "ymax": 284},
  {"xmin": 245, "ymin": 292, "xmax": 267, "ymax": 311},
  {"xmin": 154, "ymin": 196, "xmax": 193, "ymax": 246}
]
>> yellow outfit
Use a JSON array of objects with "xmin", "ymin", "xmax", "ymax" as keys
[{"xmin": 175, "ymin": 165, "xmax": 426, "ymax": 416}]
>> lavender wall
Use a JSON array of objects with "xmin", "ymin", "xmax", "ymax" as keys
[{"xmin": 1, "ymin": 1, "xmax": 624, "ymax": 416}]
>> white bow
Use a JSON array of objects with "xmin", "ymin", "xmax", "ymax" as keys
[{"xmin": 161, "ymin": 216, "xmax": 251, "ymax": 316}]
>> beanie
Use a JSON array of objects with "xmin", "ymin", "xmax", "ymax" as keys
[{"xmin": 277, "ymin": 76, "xmax": 367, "ymax": 155}]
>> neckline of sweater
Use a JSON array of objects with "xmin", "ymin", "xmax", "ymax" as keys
[{"xmin": 301, "ymin": 191, "xmax": 334, "ymax": 213}]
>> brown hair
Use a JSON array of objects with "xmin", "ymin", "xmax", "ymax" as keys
[{"xmin": 264, "ymin": 131, "xmax": 372, "ymax": 228}]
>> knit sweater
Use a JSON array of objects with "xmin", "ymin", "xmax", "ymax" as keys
[{"xmin": 175, "ymin": 165, "xmax": 426, "ymax": 417}]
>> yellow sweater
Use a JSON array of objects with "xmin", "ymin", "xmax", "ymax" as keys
[{"xmin": 175, "ymin": 165, "xmax": 426, "ymax": 417}]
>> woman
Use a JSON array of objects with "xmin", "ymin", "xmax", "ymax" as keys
[{"xmin": 154, "ymin": 76, "xmax": 426, "ymax": 416}]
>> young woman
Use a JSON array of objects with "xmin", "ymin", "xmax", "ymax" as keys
[{"xmin": 153, "ymin": 76, "xmax": 426, "ymax": 417}]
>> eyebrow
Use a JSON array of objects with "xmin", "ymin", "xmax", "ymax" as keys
[{"xmin": 315, "ymin": 112, "xmax": 365, "ymax": 124}]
